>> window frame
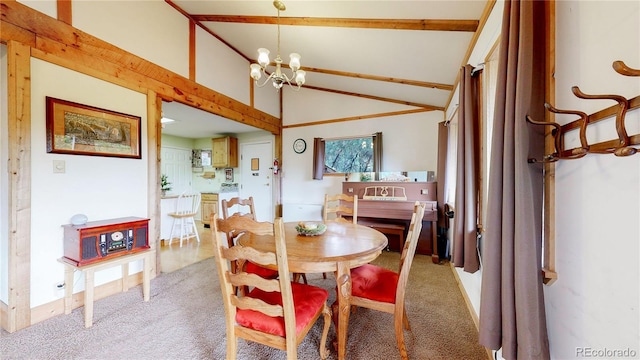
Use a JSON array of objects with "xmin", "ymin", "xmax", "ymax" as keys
[{"xmin": 313, "ymin": 132, "xmax": 382, "ymax": 180}]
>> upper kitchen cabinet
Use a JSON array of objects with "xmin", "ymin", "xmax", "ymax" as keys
[{"xmin": 212, "ymin": 136, "xmax": 238, "ymax": 168}]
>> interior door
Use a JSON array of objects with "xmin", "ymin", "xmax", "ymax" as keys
[
  {"xmin": 240, "ymin": 142, "xmax": 273, "ymax": 222},
  {"xmin": 160, "ymin": 147, "xmax": 192, "ymax": 195}
]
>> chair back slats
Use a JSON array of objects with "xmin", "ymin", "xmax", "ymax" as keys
[
  {"xmin": 213, "ymin": 214, "xmax": 294, "ymax": 327},
  {"xmin": 212, "ymin": 212, "xmax": 332, "ymax": 359},
  {"xmin": 227, "ymin": 272, "xmax": 281, "ymax": 293},
  {"xmin": 396, "ymin": 201, "xmax": 425, "ymax": 297},
  {"xmin": 222, "ymin": 196, "xmax": 256, "ymax": 220},
  {"xmin": 174, "ymin": 193, "xmax": 200, "ymax": 215},
  {"xmin": 323, "ymin": 193, "xmax": 358, "ymax": 223},
  {"xmin": 231, "ymin": 292, "xmax": 285, "ymax": 318},
  {"xmin": 222, "ymin": 244, "xmax": 276, "ymax": 265}
]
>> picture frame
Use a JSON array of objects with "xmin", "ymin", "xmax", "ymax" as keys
[
  {"xmin": 46, "ymin": 97, "xmax": 142, "ymax": 159},
  {"xmin": 225, "ymin": 168, "xmax": 234, "ymax": 182}
]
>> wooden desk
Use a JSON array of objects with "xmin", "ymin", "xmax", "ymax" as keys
[
  {"xmin": 58, "ymin": 249, "xmax": 154, "ymax": 327},
  {"xmin": 238, "ymin": 221, "xmax": 387, "ymax": 360}
]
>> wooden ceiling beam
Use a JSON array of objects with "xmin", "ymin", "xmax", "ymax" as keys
[
  {"xmin": 303, "ymin": 85, "xmax": 444, "ymax": 111},
  {"xmin": 299, "ymin": 66, "xmax": 453, "ymax": 91},
  {"xmin": 283, "ymin": 108, "xmax": 435, "ymax": 129},
  {"xmin": 192, "ymin": 15, "xmax": 478, "ymax": 32}
]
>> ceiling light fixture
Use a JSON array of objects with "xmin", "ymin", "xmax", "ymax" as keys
[{"xmin": 249, "ymin": 0, "xmax": 305, "ymax": 92}]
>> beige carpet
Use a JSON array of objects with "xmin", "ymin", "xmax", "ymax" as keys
[{"xmin": 0, "ymin": 252, "xmax": 488, "ymax": 359}]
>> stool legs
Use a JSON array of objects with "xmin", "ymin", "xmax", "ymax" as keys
[{"xmin": 168, "ymin": 216, "xmax": 199, "ymax": 247}]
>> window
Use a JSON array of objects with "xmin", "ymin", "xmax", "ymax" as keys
[
  {"xmin": 313, "ymin": 132, "xmax": 382, "ymax": 179},
  {"xmin": 325, "ymin": 137, "xmax": 373, "ymax": 173}
]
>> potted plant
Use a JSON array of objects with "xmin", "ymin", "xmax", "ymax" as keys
[{"xmin": 161, "ymin": 174, "xmax": 172, "ymax": 196}]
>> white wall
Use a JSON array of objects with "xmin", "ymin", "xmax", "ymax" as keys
[
  {"xmin": 282, "ymin": 87, "xmax": 442, "ymax": 212},
  {"xmin": 29, "ymin": 59, "xmax": 148, "ymax": 308},
  {"xmin": 546, "ymin": 1, "xmax": 639, "ymax": 358},
  {"xmin": 73, "ymin": 1, "xmax": 190, "ymax": 78}
]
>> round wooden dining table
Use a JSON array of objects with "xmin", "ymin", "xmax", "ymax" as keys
[{"xmin": 237, "ymin": 221, "xmax": 388, "ymax": 360}]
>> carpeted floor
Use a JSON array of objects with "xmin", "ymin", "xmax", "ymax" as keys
[{"xmin": 0, "ymin": 252, "xmax": 488, "ymax": 359}]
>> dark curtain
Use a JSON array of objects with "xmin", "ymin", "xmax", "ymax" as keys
[
  {"xmin": 312, "ymin": 137, "xmax": 325, "ymax": 180},
  {"xmin": 436, "ymin": 122, "xmax": 448, "ymax": 229},
  {"xmin": 478, "ymin": 1, "xmax": 549, "ymax": 359},
  {"xmin": 372, "ymin": 132, "xmax": 382, "ymax": 180},
  {"xmin": 452, "ymin": 64, "xmax": 480, "ymax": 273}
]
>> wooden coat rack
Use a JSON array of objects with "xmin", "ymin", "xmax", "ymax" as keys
[{"xmin": 527, "ymin": 60, "xmax": 640, "ymax": 163}]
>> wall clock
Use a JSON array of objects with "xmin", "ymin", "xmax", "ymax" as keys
[{"xmin": 293, "ymin": 138, "xmax": 306, "ymax": 154}]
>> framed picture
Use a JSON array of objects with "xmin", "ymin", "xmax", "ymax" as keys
[
  {"xmin": 46, "ymin": 97, "xmax": 141, "ymax": 159},
  {"xmin": 225, "ymin": 168, "xmax": 234, "ymax": 182}
]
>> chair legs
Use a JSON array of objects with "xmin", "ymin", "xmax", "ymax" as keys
[
  {"xmin": 168, "ymin": 216, "xmax": 200, "ymax": 247},
  {"xmin": 319, "ymin": 304, "xmax": 332, "ymax": 360},
  {"xmin": 394, "ymin": 306, "xmax": 410, "ymax": 360}
]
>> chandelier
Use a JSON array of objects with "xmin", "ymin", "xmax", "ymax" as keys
[{"xmin": 249, "ymin": 0, "xmax": 306, "ymax": 92}]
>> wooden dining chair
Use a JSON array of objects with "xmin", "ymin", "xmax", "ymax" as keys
[
  {"xmin": 167, "ymin": 192, "xmax": 201, "ymax": 247},
  {"xmin": 221, "ymin": 196, "xmax": 256, "ymax": 221},
  {"xmin": 212, "ymin": 213, "xmax": 332, "ymax": 360},
  {"xmin": 348, "ymin": 201, "xmax": 425, "ymax": 360},
  {"xmin": 319, "ymin": 193, "xmax": 358, "ymax": 279},
  {"xmin": 219, "ymin": 196, "xmax": 282, "ymax": 289},
  {"xmin": 323, "ymin": 193, "xmax": 358, "ymax": 223}
]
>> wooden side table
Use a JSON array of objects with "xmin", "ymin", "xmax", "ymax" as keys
[{"xmin": 58, "ymin": 249, "xmax": 154, "ymax": 327}]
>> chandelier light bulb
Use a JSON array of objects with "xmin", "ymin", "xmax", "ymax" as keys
[
  {"xmin": 289, "ymin": 53, "xmax": 301, "ymax": 72},
  {"xmin": 250, "ymin": 64, "xmax": 262, "ymax": 80},
  {"xmin": 257, "ymin": 48, "xmax": 270, "ymax": 67},
  {"xmin": 295, "ymin": 69, "xmax": 306, "ymax": 86}
]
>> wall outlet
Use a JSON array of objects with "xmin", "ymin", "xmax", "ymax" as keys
[{"xmin": 53, "ymin": 160, "xmax": 65, "ymax": 173}]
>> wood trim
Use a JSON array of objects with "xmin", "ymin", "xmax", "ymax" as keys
[
  {"xmin": 543, "ymin": 0, "xmax": 557, "ymax": 285},
  {"xmin": 300, "ymin": 66, "xmax": 453, "ymax": 91},
  {"xmin": 30, "ymin": 272, "xmax": 144, "ymax": 326},
  {"xmin": 7, "ymin": 40, "xmax": 32, "ymax": 333},
  {"xmin": 166, "ymin": 1, "xmax": 456, "ymax": 97},
  {"xmin": 147, "ymin": 91, "xmax": 161, "ymax": 275},
  {"xmin": 445, "ymin": 0, "xmax": 497, "ymax": 111},
  {"xmin": 1, "ymin": 0, "xmax": 279, "ymax": 133},
  {"xmin": 191, "ymin": 15, "xmax": 479, "ymax": 32},
  {"xmin": 189, "ymin": 20, "xmax": 196, "ymax": 81},
  {"xmin": 164, "ymin": 0, "xmax": 252, "ymax": 63},
  {"xmin": 56, "ymin": 0, "xmax": 72, "ymax": 25},
  {"xmin": 303, "ymin": 84, "xmax": 444, "ymax": 110},
  {"xmin": 0, "ymin": 300, "xmax": 7, "ymax": 330},
  {"xmin": 448, "ymin": 262, "xmax": 492, "ymax": 360},
  {"xmin": 448, "ymin": 263, "xmax": 479, "ymax": 329},
  {"xmin": 282, "ymin": 108, "xmax": 434, "ymax": 129}
]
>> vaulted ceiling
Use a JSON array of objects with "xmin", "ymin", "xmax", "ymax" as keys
[{"xmin": 161, "ymin": 0, "xmax": 491, "ymax": 138}]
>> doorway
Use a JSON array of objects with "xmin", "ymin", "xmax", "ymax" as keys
[{"xmin": 240, "ymin": 141, "xmax": 274, "ymax": 222}]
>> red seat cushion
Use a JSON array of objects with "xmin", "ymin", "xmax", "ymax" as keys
[
  {"xmin": 351, "ymin": 263, "xmax": 398, "ymax": 304},
  {"xmin": 245, "ymin": 261, "xmax": 279, "ymax": 279},
  {"xmin": 235, "ymin": 282, "xmax": 329, "ymax": 337}
]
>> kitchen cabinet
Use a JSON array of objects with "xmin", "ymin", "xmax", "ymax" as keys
[
  {"xmin": 201, "ymin": 193, "xmax": 218, "ymax": 228},
  {"xmin": 212, "ymin": 136, "xmax": 238, "ymax": 168}
]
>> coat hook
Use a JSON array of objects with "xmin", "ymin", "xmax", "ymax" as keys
[
  {"xmin": 544, "ymin": 103, "xmax": 589, "ymax": 158},
  {"xmin": 613, "ymin": 61, "xmax": 640, "ymax": 77},
  {"xmin": 525, "ymin": 115, "xmax": 561, "ymax": 163},
  {"xmin": 571, "ymin": 86, "xmax": 636, "ymax": 157}
]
